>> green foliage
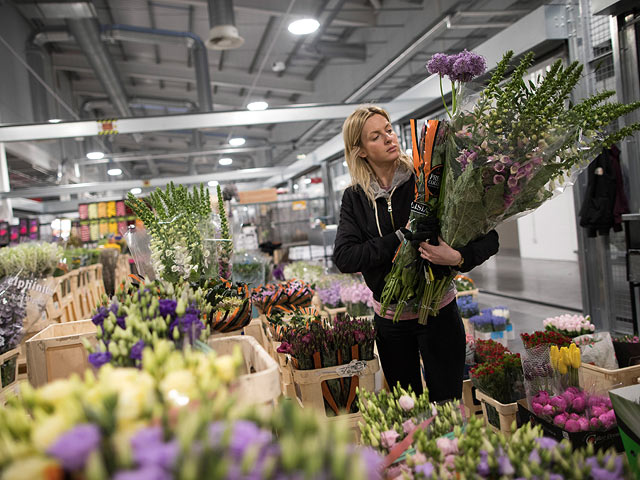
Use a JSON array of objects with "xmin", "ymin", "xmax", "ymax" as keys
[{"xmin": 0, "ymin": 242, "xmax": 62, "ymax": 278}]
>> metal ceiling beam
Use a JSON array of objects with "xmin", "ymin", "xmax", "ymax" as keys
[
  {"xmin": 0, "ymin": 167, "xmax": 283, "ymax": 199},
  {"xmin": 303, "ymin": 41, "xmax": 366, "ymax": 61},
  {"xmin": 52, "ymin": 53, "xmax": 315, "ymax": 95},
  {"xmin": 0, "ymin": 101, "xmax": 415, "ymax": 142},
  {"xmin": 263, "ymin": 3, "xmax": 569, "ymax": 187}
]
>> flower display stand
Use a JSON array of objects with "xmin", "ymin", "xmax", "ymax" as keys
[
  {"xmin": 323, "ymin": 306, "xmax": 346, "ymax": 321},
  {"xmin": 579, "ymin": 363, "xmax": 640, "ymax": 394},
  {"xmin": 462, "ymin": 379, "xmax": 482, "ymax": 418},
  {"xmin": 45, "ymin": 271, "xmax": 81, "ymax": 324},
  {"xmin": 0, "ymin": 347, "xmax": 20, "ymax": 403},
  {"xmin": 207, "ymin": 335, "xmax": 280, "ymax": 407},
  {"xmin": 26, "ymin": 319, "xmax": 97, "ymax": 387},
  {"xmin": 474, "ymin": 330, "xmax": 508, "ymax": 347},
  {"xmin": 475, "ymin": 389, "xmax": 520, "ymax": 435}
]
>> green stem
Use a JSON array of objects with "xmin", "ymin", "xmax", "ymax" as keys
[
  {"xmin": 451, "ymin": 81, "xmax": 457, "ymax": 116},
  {"xmin": 439, "ymin": 76, "xmax": 453, "ymax": 120}
]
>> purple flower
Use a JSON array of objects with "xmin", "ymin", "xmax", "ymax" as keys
[
  {"xmin": 130, "ymin": 427, "xmax": 177, "ymax": 470},
  {"xmin": 113, "ymin": 466, "xmax": 171, "ymax": 480},
  {"xmin": 493, "ymin": 162, "xmax": 505, "ymax": 173},
  {"xmin": 493, "ymin": 175, "xmax": 505, "ymax": 184},
  {"xmin": 276, "ymin": 341, "xmax": 293, "ymax": 354},
  {"xmin": 116, "ymin": 316, "xmax": 126, "ymax": 330},
  {"xmin": 47, "ymin": 424, "xmax": 101, "ymax": 471},
  {"xmin": 414, "ymin": 461, "xmax": 434, "ymax": 478},
  {"xmin": 88, "ymin": 351, "xmax": 112, "ymax": 368},
  {"xmin": 450, "ymin": 49, "xmax": 486, "ymax": 82},
  {"xmin": 170, "ymin": 312, "xmax": 204, "ymax": 344},
  {"xmin": 426, "ymin": 53, "xmax": 455, "ymax": 77},
  {"xmin": 528, "ymin": 449, "xmax": 541, "ymax": 464},
  {"xmin": 498, "ymin": 455, "xmax": 514, "ymax": 476},
  {"xmin": 158, "ymin": 299, "xmax": 177, "ymax": 319},
  {"xmin": 507, "ymin": 177, "xmax": 518, "ymax": 188},
  {"xmin": 535, "ymin": 437, "xmax": 558, "ymax": 450},
  {"xmin": 357, "ymin": 446, "xmax": 384, "ymax": 480},
  {"xmin": 477, "ymin": 450, "xmax": 490, "ymax": 477},
  {"xmin": 130, "ymin": 340, "xmax": 145, "ymax": 361},
  {"xmin": 228, "ymin": 420, "xmax": 272, "ymax": 460},
  {"xmin": 91, "ymin": 306, "xmax": 109, "ymax": 327}
]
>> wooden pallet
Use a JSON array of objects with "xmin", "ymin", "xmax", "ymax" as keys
[
  {"xmin": 26, "ymin": 320, "xmax": 97, "ymax": 387},
  {"xmin": 475, "ymin": 389, "xmax": 520, "ymax": 435}
]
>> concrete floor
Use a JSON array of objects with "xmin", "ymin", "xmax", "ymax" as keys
[{"xmin": 469, "ymin": 254, "xmax": 583, "ymax": 353}]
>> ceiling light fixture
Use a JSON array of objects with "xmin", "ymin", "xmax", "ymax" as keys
[
  {"xmin": 303, "ymin": 178, "xmax": 312, "ymax": 184},
  {"xmin": 288, "ymin": 18, "xmax": 320, "ymax": 35},
  {"xmin": 86, "ymin": 151, "xmax": 105, "ymax": 160},
  {"xmin": 247, "ymin": 101, "xmax": 268, "ymax": 111},
  {"xmin": 343, "ymin": 160, "xmax": 348, "ymax": 167},
  {"xmin": 219, "ymin": 157, "xmax": 233, "ymax": 166},
  {"xmin": 229, "ymin": 137, "xmax": 246, "ymax": 146},
  {"xmin": 107, "ymin": 168, "xmax": 122, "ymax": 176},
  {"xmin": 130, "ymin": 187, "xmax": 142, "ymax": 195},
  {"xmin": 297, "ymin": 154, "xmax": 307, "ymax": 160},
  {"xmin": 208, "ymin": 180, "xmax": 219, "ymax": 187},
  {"xmin": 48, "ymin": 118, "xmax": 62, "ymax": 123}
]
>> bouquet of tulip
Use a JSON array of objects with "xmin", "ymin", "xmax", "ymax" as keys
[
  {"xmin": 550, "ymin": 343, "xmax": 581, "ymax": 388},
  {"xmin": 86, "ymin": 281, "xmax": 211, "ymax": 368},
  {"xmin": 252, "ymin": 279, "xmax": 315, "ymax": 314},
  {"xmin": 0, "ymin": 341, "xmax": 383, "ymax": 480},
  {"xmin": 456, "ymin": 295, "xmax": 479, "ymax": 318},
  {"xmin": 340, "ymin": 280, "xmax": 374, "ymax": 317},
  {"xmin": 283, "ymin": 260, "xmax": 325, "ymax": 285},
  {"xmin": 520, "ymin": 330, "xmax": 572, "ymax": 350},
  {"xmin": 383, "ymin": 48, "xmax": 640, "ymax": 323},
  {"xmin": 543, "ymin": 313, "xmax": 595, "ymax": 338},
  {"xmin": 531, "ymin": 388, "xmax": 617, "ymax": 432},
  {"xmin": 470, "ymin": 352, "xmax": 525, "ymax": 404},
  {"xmin": 126, "ymin": 182, "xmax": 225, "ymax": 284},
  {"xmin": 408, "ymin": 413, "xmax": 626, "ymax": 479}
]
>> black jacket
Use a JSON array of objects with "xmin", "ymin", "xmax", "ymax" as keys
[{"xmin": 333, "ymin": 175, "xmax": 499, "ymax": 300}]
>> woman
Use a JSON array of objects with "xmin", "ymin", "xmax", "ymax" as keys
[{"xmin": 333, "ymin": 105, "xmax": 499, "ymax": 402}]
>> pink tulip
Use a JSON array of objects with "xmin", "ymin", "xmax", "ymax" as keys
[
  {"xmin": 591, "ymin": 406, "xmax": 607, "ymax": 418},
  {"xmin": 532, "ymin": 402, "xmax": 544, "ymax": 416},
  {"xmin": 533, "ymin": 391, "xmax": 550, "ymax": 405},
  {"xmin": 572, "ymin": 395, "xmax": 586, "ymax": 413},
  {"xmin": 565, "ymin": 419, "xmax": 580, "ymax": 432},
  {"xmin": 562, "ymin": 390, "xmax": 576, "ymax": 404},
  {"xmin": 554, "ymin": 413, "xmax": 568, "ymax": 428},
  {"xmin": 550, "ymin": 395, "xmax": 567, "ymax": 413},
  {"xmin": 569, "ymin": 413, "xmax": 580, "ymax": 421},
  {"xmin": 578, "ymin": 417, "xmax": 589, "ymax": 431},
  {"xmin": 590, "ymin": 417, "xmax": 602, "ymax": 430},
  {"xmin": 542, "ymin": 404, "xmax": 554, "ymax": 417}
]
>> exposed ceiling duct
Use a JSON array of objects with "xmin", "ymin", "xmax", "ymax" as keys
[{"xmin": 206, "ymin": 0, "xmax": 244, "ymax": 50}]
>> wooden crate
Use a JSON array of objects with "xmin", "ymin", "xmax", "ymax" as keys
[
  {"xmin": 290, "ymin": 356, "xmax": 380, "ymax": 417},
  {"xmin": 26, "ymin": 320, "xmax": 97, "ymax": 387},
  {"xmin": 579, "ymin": 363, "xmax": 640, "ymax": 394},
  {"xmin": 456, "ymin": 288, "xmax": 479, "ymax": 301},
  {"xmin": 243, "ymin": 317, "xmax": 266, "ymax": 351},
  {"xmin": 45, "ymin": 271, "xmax": 80, "ymax": 324},
  {"xmin": 323, "ymin": 306, "xmax": 347, "ymax": 320},
  {"xmin": 462, "ymin": 379, "xmax": 482, "ymax": 418},
  {"xmin": 326, "ymin": 411, "xmax": 363, "ymax": 443},
  {"xmin": 238, "ymin": 188, "xmax": 278, "ymax": 204},
  {"xmin": 475, "ymin": 389, "xmax": 520, "ymax": 435},
  {"xmin": 0, "ymin": 347, "xmax": 20, "ymax": 402},
  {"xmin": 207, "ymin": 335, "xmax": 280, "ymax": 406}
]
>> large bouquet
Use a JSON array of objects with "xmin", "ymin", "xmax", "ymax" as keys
[{"xmin": 381, "ymin": 49, "xmax": 640, "ymax": 322}]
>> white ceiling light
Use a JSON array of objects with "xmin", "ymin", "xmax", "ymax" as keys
[
  {"xmin": 293, "ymin": 184, "xmax": 299, "ymax": 190},
  {"xmin": 107, "ymin": 168, "xmax": 122, "ymax": 176},
  {"xmin": 86, "ymin": 151, "xmax": 105, "ymax": 160},
  {"xmin": 343, "ymin": 160, "xmax": 348, "ymax": 167},
  {"xmin": 130, "ymin": 187, "xmax": 142, "ymax": 195},
  {"xmin": 208, "ymin": 180, "xmax": 219, "ymax": 187},
  {"xmin": 48, "ymin": 118, "xmax": 62, "ymax": 123},
  {"xmin": 303, "ymin": 178, "xmax": 312, "ymax": 184},
  {"xmin": 219, "ymin": 157, "xmax": 233, "ymax": 166},
  {"xmin": 228, "ymin": 137, "xmax": 246, "ymax": 146},
  {"xmin": 297, "ymin": 153, "xmax": 306, "ymax": 160},
  {"xmin": 288, "ymin": 18, "xmax": 320, "ymax": 35},
  {"xmin": 247, "ymin": 101, "xmax": 268, "ymax": 111}
]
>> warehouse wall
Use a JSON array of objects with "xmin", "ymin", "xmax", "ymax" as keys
[
  {"xmin": 517, "ymin": 186, "xmax": 579, "ymax": 262},
  {"xmin": 0, "ymin": 4, "xmax": 35, "ymax": 124}
]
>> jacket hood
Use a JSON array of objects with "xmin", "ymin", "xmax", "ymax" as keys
[{"xmin": 370, "ymin": 162, "xmax": 413, "ymax": 200}]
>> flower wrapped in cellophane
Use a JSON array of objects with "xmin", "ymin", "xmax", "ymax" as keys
[{"xmin": 382, "ymin": 49, "xmax": 640, "ymax": 322}]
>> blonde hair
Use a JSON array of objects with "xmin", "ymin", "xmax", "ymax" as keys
[{"xmin": 342, "ymin": 105, "xmax": 413, "ymax": 205}]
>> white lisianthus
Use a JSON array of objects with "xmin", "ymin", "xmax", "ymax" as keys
[
  {"xmin": 1, "ymin": 456, "xmax": 60, "ymax": 480},
  {"xmin": 31, "ymin": 413, "xmax": 72, "ymax": 451}
]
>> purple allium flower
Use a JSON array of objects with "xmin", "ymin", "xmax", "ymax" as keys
[
  {"xmin": 158, "ymin": 299, "xmax": 177, "ymax": 319},
  {"xmin": 113, "ymin": 466, "xmax": 171, "ymax": 480},
  {"xmin": 414, "ymin": 461, "xmax": 434, "ymax": 478},
  {"xmin": 46, "ymin": 424, "xmax": 101, "ymax": 471},
  {"xmin": 88, "ymin": 351, "xmax": 112, "ymax": 368},
  {"xmin": 426, "ymin": 53, "xmax": 455, "ymax": 77},
  {"xmin": 450, "ymin": 49, "xmax": 486, "ymax": 82},
  {"xmin": 130, "ymin": 340, "xmax": 145, "ymax": 361}
]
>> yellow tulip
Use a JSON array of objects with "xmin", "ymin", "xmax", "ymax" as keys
[
  {"xmin": 569, "ymin": 343, "xmax": 581, "ymax": 369},
  {"xmin": 558, "ymin": 359, "xmax": 568, "ymax": 375},
  {"xmin": 550, "ymin": 346, "xmax": 559, "ymax": 370},
  {"xmin": 561, "ymin": 347, "xmax": 571, "ymax": 369}
]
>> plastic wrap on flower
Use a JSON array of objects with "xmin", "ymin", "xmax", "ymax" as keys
[
  {"xmin": 204, "ymin": 279, "xmax": 253, "ymax": 333},
  {"xmin": 283, "ymin": 261, "xmax": 325, "ymax": 285},
  {"xmin": 231, "ymin": 251, "xmax": 266, "ymax": 289},
  {"xmin": 124, "ymin": 225, "xmax": 157, "ymax": 282}
]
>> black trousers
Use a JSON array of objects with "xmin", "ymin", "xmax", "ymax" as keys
[{"xmin": 374, "ymin": 300, "xmax": 465, "ymax": 402}]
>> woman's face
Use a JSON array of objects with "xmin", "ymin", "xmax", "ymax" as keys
[{"xmin": 358, "ymin": 114, "xmax": 400, "ymax": 166}]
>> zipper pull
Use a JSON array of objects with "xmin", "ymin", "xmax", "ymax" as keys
[{"xmin": 387, "ymin": 198, "xmax": 392, "ymax": 213}]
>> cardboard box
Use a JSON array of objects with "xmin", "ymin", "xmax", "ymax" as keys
[{"xmin": 609, "ymin": 385, "xmax": 640, "ymax": 479}]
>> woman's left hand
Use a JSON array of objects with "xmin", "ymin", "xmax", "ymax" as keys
[{"xmin": 418, "ymin": 237, "xmax": 462, "ymax": 266}]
